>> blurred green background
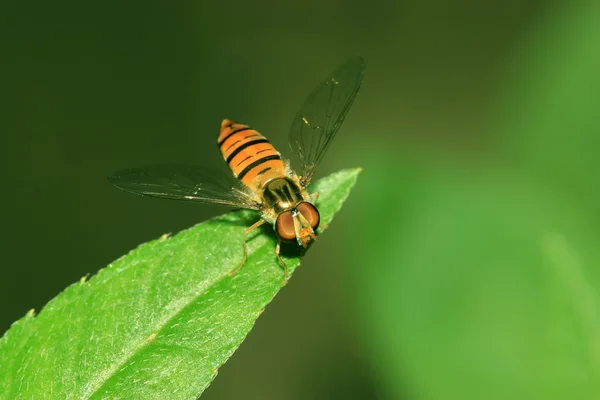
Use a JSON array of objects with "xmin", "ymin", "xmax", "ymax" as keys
[{"xmin": 2, "ymin": 1, "xmax": 600, "ymax": 399}]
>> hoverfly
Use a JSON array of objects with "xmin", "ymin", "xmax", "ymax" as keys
[{"xmin": 108, "ymin": 57, "xmax": 365, "ymax": 283}]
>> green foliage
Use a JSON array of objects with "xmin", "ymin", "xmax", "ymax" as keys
[
  {"xmin": 0, "ymin": 168, "xmax": 360, "ymax": 400},
  {"xmin": 352, "ymin": 161, "xmax": 600, "ymax": 400},
  {"xmin": 344, "ymin": 3, "xmax": 600, "ymax": 399},
  {"xmin": 494, "ymin": 1, "xmax": 600, "ymax": 218}
]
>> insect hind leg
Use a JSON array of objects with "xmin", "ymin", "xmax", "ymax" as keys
[{"xmin": 229, "ymin": 219, "xmax": 266, "ymax": 277}]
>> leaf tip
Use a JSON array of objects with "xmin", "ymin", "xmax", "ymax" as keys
[{"xmin": 339, "ymin": 167, "xmax": 363, "ymax": 183}]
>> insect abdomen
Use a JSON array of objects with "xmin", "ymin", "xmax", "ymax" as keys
[{"xmin": 218, "ymin": 119, "xmax": 286, "ymax": 190}]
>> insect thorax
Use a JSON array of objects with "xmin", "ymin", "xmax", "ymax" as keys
[{"xmin": 261, "ymin": 177, "xmax": 305, "ymax": 215}]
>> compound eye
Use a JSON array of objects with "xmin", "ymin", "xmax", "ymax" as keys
[
  {"xmin": 296, "ymin": 202, "xmax": 320, "ymax": 230},
  {"xmin": 275, "ymin": 211, "xmax": 296, "ymax": 242}
]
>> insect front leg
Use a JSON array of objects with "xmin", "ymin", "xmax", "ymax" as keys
[
  {"xmin": 275, "ymin": 241, "xmax": 289, "ymax": 285},
  {"xmin": 310, "ymin": 191, "xmax": 328, "ymax": 230},
  {"xmin": 311, "ymin": 192, "xmax": 320, "ymax": 203},
  {"xmin": 229, "ymin": 219, "xmax": 266, "ymax": 277}
]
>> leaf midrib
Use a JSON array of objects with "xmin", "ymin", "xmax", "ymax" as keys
[{"xmin": 83, "ymin": 233, "xmax": 281, "ymax": 398}]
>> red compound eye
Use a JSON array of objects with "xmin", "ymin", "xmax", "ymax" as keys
[
  {"xmin": 296, "ymin": 202, "xmax": 320, "ymax": 230},
  {"xmin": 275, "ymin": 211, "xmax": 296, "ymax": 242}
]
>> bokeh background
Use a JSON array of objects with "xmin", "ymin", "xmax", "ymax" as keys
[{"xmin": 2, "ymin": 1, "xmax": 600, "ymax": 399}]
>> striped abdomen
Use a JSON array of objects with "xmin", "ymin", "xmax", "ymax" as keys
[{"xmin": 218, "ymin": 119, "xmax": 286, "ymax": 191}]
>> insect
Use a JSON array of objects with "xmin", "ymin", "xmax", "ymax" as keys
[{"xmin": 108, "ymin": 56, "xmax": 365, "ymax": 283}]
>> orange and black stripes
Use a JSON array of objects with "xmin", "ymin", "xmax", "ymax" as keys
[{"xmin": 218, "ymin": 119, "xmax": 286, "ymax": 190}]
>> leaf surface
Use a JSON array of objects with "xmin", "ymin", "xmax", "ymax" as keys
[{"xmin": 0, "ymin": 168, "xmax": 361, "ymax": 400}]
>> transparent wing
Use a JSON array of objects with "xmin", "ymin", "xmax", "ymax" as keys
[
  {"xmin": 288, "ymin": 56, "xmax": 365, "ymax": 187},
  {"xmin": 107, "ymin": 163, "xmax": 261, "ymax": 210}
]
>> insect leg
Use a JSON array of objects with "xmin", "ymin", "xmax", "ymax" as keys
[
  {"xmin": 310, "ymin": 192, "xmax": 328, "ymax": 229},
  {"xmin": 275, "ymin": 241, "xmax": 289, "ymax": 285},
  {"xmin": 229, "ymin": 219, "xmax": 266, "ymax": 277},
  {"xmin": 311, "ymin": 192, "xmax": 320, "ymax": 202}
]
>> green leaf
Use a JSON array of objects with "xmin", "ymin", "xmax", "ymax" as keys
[{"xmin": 0, "ymin": 168, "xmax": 361, "ymax": 400}]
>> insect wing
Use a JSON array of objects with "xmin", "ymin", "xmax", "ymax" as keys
[
  {"xmin": 288, "ymin": 56, "xmax": 365, "ymax": 186},
  {"xmin": 108, "ymin": 163, "xmax": 260, "ymax": 210}
]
